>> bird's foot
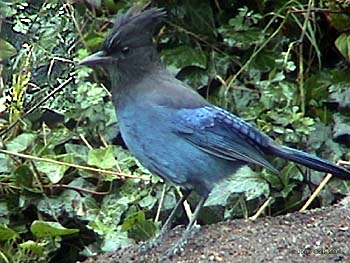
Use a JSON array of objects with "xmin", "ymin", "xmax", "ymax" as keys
[
  {"xmin": 139, "ymin": 232, "xmax": 164, "ymax": 253},
  {"xmin": 160, "ymin": 225, "xmax": 200, "ymax": 260}
]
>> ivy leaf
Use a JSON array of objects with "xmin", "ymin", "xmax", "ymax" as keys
[
  {"xmin": 6, "ymin": 133, "xmax": 36, "ymax": 152},
  {"xmin": 88, "ymin": 146, "xmax": 116, "ymax": 169},
  {"xmin": 13, "ymin": 165, "xmax": 33, "ymax": 188},
  {"xmin": 121, "ymin": 211, "xmax": 157, "ymax": 241},
  {"xmin": 84, "ymin": 30, "xmax": 105, "ymax": 50},
  {"xmin": 335, "ymin": 33, "xmax": 350, "ymax": 62},
  {"xmin": 30, "ymin": 220, "xmax": 79, "ymax": 238},
  {"xmin": 138, "ymin": 194, "xmax": 158, "ymax": 210},
  {"xmin": 181, "ymin": 0, "xmax": 216, "ymax": 37},
  {"xmin": 327, "ymin": 4, "xmax": 350, "ymax": 32},
  {"xmin": 333, "ymin": 113, "xmax": 350, "ymax": 139},
  {"xmin": 100, "ymin": 230, "xmax": 131, "ymax": 252},
  {"xmin": 161, "ymin": 46, "xmax": 207, "ymax": 75},
  {"xmin": 0, "ymin": 38, "xmax": 17, "ymax": 60},
  {"xmin": 329, "ymin": 85, "xmax": 350, "ymax": 108},
  {"xmin": 0, "ymin": 225, "xmax": 19, "ymax": 241},
  {"xmin": 206, "ymin": 166, "xmax": 269, "ymax": 206},
  {"xmin": 221, "ymin": 29, "xmax": 263, "ymax": 48},
  {"xmin": 19, "ymin": 240, "xmax": 45, "ymax": 255},
  {"xmin": 65, "ymin": 143, "xmax": 89, "ymax": 164},
  {"xmin": 37, "ymin": 178, "xmax": 98, "ymax": 221},
  {"xmin": 35, "ymin": 157, "xmax": 69, "ymax": 184},
  {"xmin": 0, "ymin": 153, "xmax": 13, "ymax": 173},
  {"xmin": 0, "ymin": 1, "xmax": 17, "ymax": 18}
]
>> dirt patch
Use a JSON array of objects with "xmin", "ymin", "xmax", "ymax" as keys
[{"xmin": 84, "ymin": 196, "xmax": 350, "ymax": 263}]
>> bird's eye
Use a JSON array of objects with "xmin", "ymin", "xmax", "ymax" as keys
[{"xmin": 121, "ymin": 46, "xmax": 130, "ymax": 55}]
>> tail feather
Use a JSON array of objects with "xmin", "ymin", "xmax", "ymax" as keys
[{"xmin": 267, "ymin": 143, "xmax": 350, "ymax": 180}]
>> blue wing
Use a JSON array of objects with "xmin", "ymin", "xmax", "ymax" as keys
[{"xmin": 173, "ymin": 106, "xmax": 278, "ymax": 173}]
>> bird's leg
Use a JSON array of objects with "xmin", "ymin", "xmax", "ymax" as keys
[
  {"xmin": 161, "ymin": 195, "xmax": 208, "ymax": 259},
  {"xmin": 159, "ymin": 189, "xmax": 192, "ymax": 235},
  {"xmin": 139, "ymin": 189, "xmax": 191, "ymax": 252}
]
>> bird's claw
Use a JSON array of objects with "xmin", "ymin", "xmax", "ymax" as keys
[
  {"xmin": 160, "ymin": 238, "xmax": 187, "ymax": 260},
  {"xmin": 160, "ymin": 225, "xmax": 200, "ymax": 260},
  {"xmin": 139, "ymin": 233, "xmax": 164, "ymax": 253},
  {"xmin": 139, "ymin": 240, "xmax": 158, "ymax": 253}
]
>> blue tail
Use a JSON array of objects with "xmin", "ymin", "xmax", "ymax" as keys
[{"xmin": 268, "ymin": 143, "xmax": 350, "ymax": 180}]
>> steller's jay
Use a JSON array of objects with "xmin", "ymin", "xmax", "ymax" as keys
[{"xmin": 79, "ymin": 7, "xmax": 350, "ymax": 257}]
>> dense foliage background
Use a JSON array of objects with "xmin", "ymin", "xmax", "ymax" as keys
[{"xmin": 0, "ymin": 0, "xmax": 350, "ymax": 262}]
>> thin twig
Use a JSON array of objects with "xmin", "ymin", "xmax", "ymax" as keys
[
  {"xmin": 291, "ymin": 8, "xmax": 350, "ymax": 14},
  {"xmin": 177, "ymin": 188, "xmax": 193, "ymax": 225},
  {"xmin": 299, "ymin": 160, "xmax": 348, "ymax": 212},
  {"xmin": 155, "ymin": 184, "xmax": 167, "ymax": 223},
  {"xmin": 64, "ymin": 3, "xmax": 89, "ymax": 50},
  {"xmin": 34, "ymin": 181, "xmax": 113, "ymax": 196},
  {"xmin": 295, "ymin": 0, "xmax": 314, "ymax": 115},
  {"xmin": 0, "ymin": 149, "xmax": 149, "ymax": 180},
  {"xmin": 98, "ymin": 132, "xmax": 123, "ymax": 173},
  {"xmin": 79, "ymin": 133, "xmax": 93, "ymax": 149},
  {"xmin": 300, "ymin": 173, "xmax": 332, "ymax": 212},
  {"xmin": 249, "ymin": 197, "xmax": 272, "ymax": 220},
  {"xmin": 298, "ymin": 43, "xmax": 305, "ymax": 115},
  {"xmin": 298, "ymin": 0, "xmax": 313, "ymax": 44},
  {"xmin": 226, "ymin": 14, "xmax": 287, "ymax": 90},
  {"xmin": 0, "ymin": 76, "xmax": 74, "ymax": 137},
  {"xmin": 99, "ymin": 132, "xmax": 108, "ymax": 148}
]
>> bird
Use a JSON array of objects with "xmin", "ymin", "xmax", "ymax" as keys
[{"xmin": 79, "ymin": 7, "xmax": 350, "ymax": 257}]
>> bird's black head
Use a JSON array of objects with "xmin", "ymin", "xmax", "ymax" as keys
[{"xmin": 79, "ymin": 7, "xmax": 166, "ymax": 72}]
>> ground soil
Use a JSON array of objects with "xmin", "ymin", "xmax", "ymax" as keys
[{"xmin": 83, "ymin": 196, "xmax": 350, "ymax": 263}]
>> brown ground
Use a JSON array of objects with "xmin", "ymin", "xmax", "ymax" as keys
[{"xmin": 83, "ymin": 196, "xmax": 350, "ymax": 263}]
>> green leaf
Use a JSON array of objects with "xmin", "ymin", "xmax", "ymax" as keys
[
  {"xmin": 6, "ymin": 133, "xmax": 36, "ymax": 152},
  {"xmin": 250, "ymin": 50, "xmax": 279, "ymax": 72},
  {"xmin": 121, "ymin": 211, "xmax": 157, "ymax": 241},
  {"xmin": 0, "ymin": 225, "xmax": 19, "ymax": 241},
  {"xmin": 0, "ymin": 153, "xmax": 12, "ymax": 173},
  {"xmin": 84, "ymin": 31, "xmax": 105, "ymax": 50},
  {"xmin": 180, "ymin": 0, "xmax": 216, "ymax": 38},
  {"xmin": 333, "ymin": 113, "xmax": 350, "ymax": 139},
  {"xmin": 206, "ymin": 166, "xmax": 269, "ymax": 206},
  {"xmin": 35, "ymin": 157, "xmax": 69, "ymax": 184},
  {"xmin": 138, "ymin": 194, "xmax": 157, "ymax": 210},
  {"xmin": 329, "ymin": 85, "xmax": 350, "ymax": 108},
  {"xmin": 327, "ymin": 4, "xmax": 350, "ymax": 32},
  {"xmin": 218, "ymin": 6, "xmax": 264, "ymax": 49},
  {"xmin": 65, "ymin": 143, "xmax": 89, "ymax": 164},
  {"xmin": 101, "ymin": 229, "xmax": 132, "ymax": 252},
  {"xmin": 88, "ymin": 146, "xmax": 116, "ymax": 169},
  {"xmin": 13, "ymin": 165, "xmax": 33, "ymax": 188},
  {"xmin": 262, "ymin": 170, "xmax": 283, "ymax": 190},
  {"xmin": 335, "ymin": 33, "xmax": 350, "ymax": 62},
  {"xmin": 121, "ymin": 211, "xmax": 145, "ymax": 232},
  {"xmin": 128, "ymin": 220, "xmax": 157, "ymax": 241},
  {"xmin": 45, "ymin": 127, "xmax": 73, "ymax": 148},
  {"xmin": 37, "ymin": 178, "xmax": 98, "ymax": 222},
  {"xmin": 0, "ymin": 1, "xmax": 17, "ymax": 18},
  {"xmin": 76, "ymin": 82, "xmax": 107, "ymax": 110},
  {"xmin": 0, "ymin": 38, "xmax": 17, "ymax": 60},
  {"xmin": 161, "ymin": 46, "xmax": 207, "ymax": 75},
  {"xmin": 19, "ymin": 240, "xmax": 45, "ymax": 255},
  {"xmin": 104, "ymin": 0, "xmax": 126, "ymax": 12},
  {"xmin": 30, "ymin": 220, "xmax": 79, "ymax": 238},
  {"xmin": 222, "ymin": 29, "xmax": 263, "ymax": 48},
  {"xmin": 280, "ymin": 181, "xmax": 297, "ymax": 198},
  {"xmin": 0, "ymin": 202, "xmax": 9, "ymax": 224}
]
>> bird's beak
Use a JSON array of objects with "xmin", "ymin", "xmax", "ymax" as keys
[{"xmin": 78, "ymin": 51, "xmax": 111, "ymax": 67}]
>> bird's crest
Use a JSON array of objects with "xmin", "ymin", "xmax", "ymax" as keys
[{"xmin": 102, "ymin": 7, "xmax": 166, "ymax": 53}]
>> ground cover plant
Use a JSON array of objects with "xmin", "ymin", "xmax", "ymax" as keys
[{"xmin": 0, "ymin": 0, "xmax": 349, "ymax": 262}]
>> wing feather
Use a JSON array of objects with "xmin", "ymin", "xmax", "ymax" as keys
[{"xmin": 174, "ymin": 106, "xmax": 278, "ymax": 173}]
